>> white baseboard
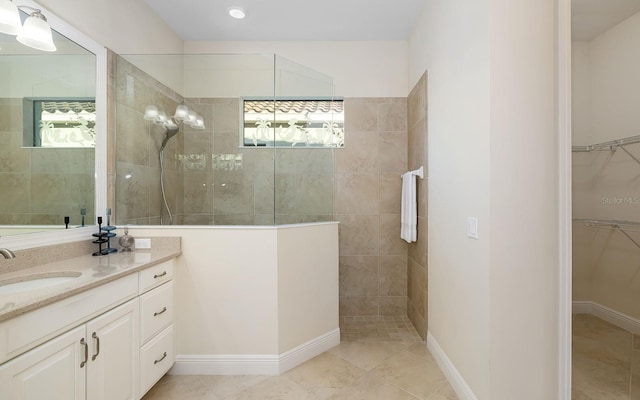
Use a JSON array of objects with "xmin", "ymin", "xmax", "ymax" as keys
[
  {"xmin": 427, "ymin": 332, "xmax": 478, "ymax": 400},
  {"xmin": 169, "ymin": 328, "xmax": 340, "ymax": 376},
  {"xmin": 573, "ymin": 301, "xmax": 640, "ymax": 334},
  {"xmin": 278, "ymin": 328, "xmax": 341, "ymax": 374}
]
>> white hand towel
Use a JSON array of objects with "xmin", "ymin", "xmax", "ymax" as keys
[{"xmin": 401, "ymin": 171, "xmax": 417, "ymax": 243}]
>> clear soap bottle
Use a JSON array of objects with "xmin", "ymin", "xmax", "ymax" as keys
[{"xmin": 119, "ymin": 226, "xmax": 135, "ymax": 252}]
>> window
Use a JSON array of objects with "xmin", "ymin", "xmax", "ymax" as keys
[
  {"xmin": 243, "ymin": 99, "xmax": 344, "ymax": 148},
  {"xmin": 24, "ymin": 98, "xmax": 96, "ymax": 148}
]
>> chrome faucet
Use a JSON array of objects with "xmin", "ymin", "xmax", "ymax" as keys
[{"xmin": 0, "ymin": 248, "xmax": 16, "ymax": 259}]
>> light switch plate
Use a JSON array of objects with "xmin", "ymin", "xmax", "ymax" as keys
[
  {"xmin": 467, "ymin": 217, "xmax": 479, "ymax": 239},
  {"xmin": 135, "ymin": 238, "xmax": 151, "ymax": 249}
]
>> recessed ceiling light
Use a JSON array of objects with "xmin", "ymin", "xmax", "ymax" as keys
[{"xmin": 228, "ymin": 7, "xmax": 246, "ymax": 19}]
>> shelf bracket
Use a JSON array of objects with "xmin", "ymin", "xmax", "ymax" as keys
[{"xmin": 616, "ymin": 145, "xmax": 640, "ymax": 167}]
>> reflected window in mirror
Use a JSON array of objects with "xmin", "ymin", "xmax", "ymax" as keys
[{"xmin": 23, "ymin": 98, "xmax": 96, "ymax": 148}]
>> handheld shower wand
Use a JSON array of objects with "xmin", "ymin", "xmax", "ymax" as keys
[{"xmin": 160, "ymin": 124, "xmax": 180, "ymax": 225}]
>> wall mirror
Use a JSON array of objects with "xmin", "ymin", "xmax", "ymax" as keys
[{"xmin": 0, "ymin": 0, "xmax": 106, "ymax": 250}]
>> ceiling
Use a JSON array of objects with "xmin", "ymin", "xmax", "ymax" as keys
[
  {"xmin": 143, "ymin": 0, "xmax": 426, "ymax": 41},
  {"xmin": 572, "ymin": 0, "xmax": 640, "ymax": 41}
]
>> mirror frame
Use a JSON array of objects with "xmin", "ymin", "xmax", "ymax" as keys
[{"xmin": 0, "ymin": 0, "xmax": 106, "ymax": 251}]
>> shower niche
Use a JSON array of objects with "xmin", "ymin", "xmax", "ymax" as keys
[{"xmin": 114, "ymin": 54, "xmax": 339, "ymax": 226}]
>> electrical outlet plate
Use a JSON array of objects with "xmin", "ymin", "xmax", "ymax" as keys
[{"xmin": 135, "ymin": 238, "xmax": 151, "ymax": 249}]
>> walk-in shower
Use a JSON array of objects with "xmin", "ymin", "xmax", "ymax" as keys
[{"xmin": 115, "ymin": 54, "xmax": 339, "ymax": 226}]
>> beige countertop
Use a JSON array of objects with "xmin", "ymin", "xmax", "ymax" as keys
[{"xmin": 0, "ymin": 248, "xmax": 181, "ymax": 323}]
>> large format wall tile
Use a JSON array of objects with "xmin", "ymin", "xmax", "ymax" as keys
[
  {"xmin": 339, "ymin": 256, "xmax": 378, "ymax": 297},
  {"xmin": 406, "ymin": 71, "xmax": 428, "ymax": 337},
  {"xmin": 334, "ymin": 173, "xmax": 379, "ymax": 215},
  {"xmin": 336, "ymin": 214, "xmax": 379, "ymax": 256}
]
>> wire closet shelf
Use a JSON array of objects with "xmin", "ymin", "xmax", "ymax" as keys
[
  {"xmin": 572, "ymin": 134, "xmax": 640, "ymax": 166},
  {"xmin": 573, "ymin": 219, "xmax": 640, "ymax": 249}
]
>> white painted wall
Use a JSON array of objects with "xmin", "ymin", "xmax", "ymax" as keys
[
  {"xmin": 0, "ymin": 55, "xmax": 94, "ymax": 98},
  {"xmin": 410, "ymin": 0, "xmax": 560, "ymax": 399},
  {"xmin": 409, "ymin": 1, "xmax": 491, "ymax": 398},
  {"xmin": 185, "ymin": 41, "xmax": 408, "ymax": 98},
  {"xmin": 589, "ymin": 11, "xmax": 640, "ymax": 144},
  {"xmin": 124, "ymin": 224, "xmax": 339, "ymax": 357},
  {"xmin": 277, "ymin": 224, "xmax": 339, "ymax": 351},
  {"xmin": 571, "ymin": 42, "xmax": 591, "ymax": 145},
  {"xmin": 488, "ymin": 1, "xmax": 558, "ymax": 398},
  {"xmin": 34, "ymin": 0, "xmax": 183, "ymax": 54}
]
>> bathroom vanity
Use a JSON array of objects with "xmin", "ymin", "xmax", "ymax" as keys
[{"xmin": 0, "ymin": 246, "xmax": 180, "ymax": 400}]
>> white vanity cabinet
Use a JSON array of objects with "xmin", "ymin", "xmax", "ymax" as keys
[
  {"xmin": 0, "ymin": 325, "xmax": 86, "ymax": 400},
  {"xmin": 0, "ymin": 299, "xmax": 139, "ymax": 400},
  {"xmin": 0, "ymin": 257, "xmax": 177, "ymax": 400}
]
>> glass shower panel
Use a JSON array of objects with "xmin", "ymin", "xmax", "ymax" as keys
[
  {"xmin": 115, "ymin": 54, "xmax": 277, "ymax": 226},
  {"xmin": 115, "ymin": 53, "xmax": 336, "ymax": 226},
  {"xmin": 273, "ymin": 56, "xmax": 336, "ymax": 224},
  {"xmin": 182, "ymin": 54, "xmax": 276, "ymax": 225}
]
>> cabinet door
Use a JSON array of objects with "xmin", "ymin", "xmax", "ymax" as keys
[
  {"xmin": 86, "ymin": 299, "xmax": 139, "ymax": 400},
  {"xmin": 0, "ymin": 325, "xmax": 86, "ymax": 400}
]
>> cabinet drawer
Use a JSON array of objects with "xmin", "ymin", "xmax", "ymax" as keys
[
  {"xmin": 138, "ymin": 260, "xmax": 174, "ymax": 294},
  {"xmin": 140, "ymin": 325, "xmax": 174, "ymax": 397},
  {"xmin": 139, "ymin": 281, "xmax": 173, "ymax": 344}
]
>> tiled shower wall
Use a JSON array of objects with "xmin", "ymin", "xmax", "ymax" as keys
[
  {"xmin": 407, "ymin": 72, "xmax": 428, "ymax": 339},
  {"xmin": 0, "ymin": 98, "xmax": 95, "ymax": 226},
  {"xmin": 337, "ymin": 98, "xmax": 409, "ymax": 316},
  {"xmin": 113, "ymin": 56, "xmax": 186, "ymax": 225},
  {"xmin": 111, "ymin": 56, "xmax": 426, "ymax": 324}
]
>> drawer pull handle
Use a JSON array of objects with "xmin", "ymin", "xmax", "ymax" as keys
[
  {"xmin": 154, "ymin": 352, "xmax": 167, "ymax": 365},
  {"xmin": 154, "ymin": 307, "xmax": 167, "ymax": 317},
  {"xmin": 153, "ymin": 271, "xmax": 167, "ymax": 279},
  {"xmin": 80, "ymin": 338, "xmax": 88, "ymax": 368},
  {"xmin": 92, "ymin": 332, "xmax": 100, "ymax": 361}
]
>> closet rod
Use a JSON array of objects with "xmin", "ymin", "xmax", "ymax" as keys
[{"xmin": 572, "ymin": 134, "xmax": 640, "ymax": 152}]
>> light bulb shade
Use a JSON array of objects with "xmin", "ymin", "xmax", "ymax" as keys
[
  {"xmin": 193, "ymin": 116, "xmax": 205, "ymax": 129},
  {"xmin": 143, "ymin": 105, "xmax": 159, "ymax": 121},
  {"xmin": 154, "ymin": 111, "xmax": 168, "ymax": 125},
  {"xmin": 186, "ymin": 110, "xmax": 197, "ymax": 125},
  {"xmin": 16, "ymin": 11, "xmax": 56, "ymax": 52},
  {"xmin": 0, "ymin": 0, "xmax": 22, "ymax": 36},
  {"xmin": 174, "ymin": 104, "xmax": 189, "ymax": 120}
]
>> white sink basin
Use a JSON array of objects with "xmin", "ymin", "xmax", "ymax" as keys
[{"xmin": 0, "ymin": 272, "xmax": 82, "ymax": 295}]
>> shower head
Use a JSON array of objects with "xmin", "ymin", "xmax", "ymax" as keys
[{"xmin": 159, "ymin": 124, "xmax": 180, "ymax": 152}]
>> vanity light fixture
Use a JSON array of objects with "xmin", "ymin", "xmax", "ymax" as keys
[
  {"xmin": 144, "ymin": 104, "xmax": 205, "ymax": 130},
  {"xmin": 0, "ymin": 0, "xmax": 56, "ymax": 52},
  {"xmin": 228, "ymin": 7, "xmax": 246, "ymax": 19}
]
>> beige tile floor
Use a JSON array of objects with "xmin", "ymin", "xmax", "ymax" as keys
[
  {"xmin": 143, "ymin": 316, "xmax": 458, "ymax": 400},
  {"xmin": 572, "ymin": 313, "xmax": 640, "ymax": 400}
]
